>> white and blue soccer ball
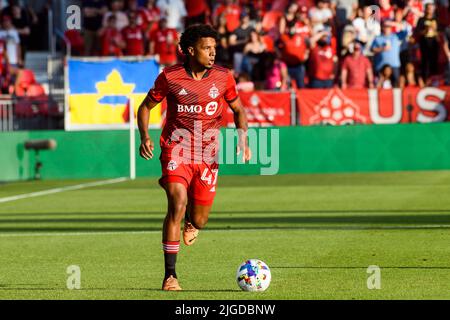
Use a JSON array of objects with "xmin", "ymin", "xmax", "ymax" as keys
[{"xmin": 236, "ymin": 259, "xmax": 271, "ymax": 292}]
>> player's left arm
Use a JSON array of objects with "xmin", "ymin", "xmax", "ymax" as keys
[{"xmin": 228, "ymin": 97, "xmax": 252, "ymax": 162}]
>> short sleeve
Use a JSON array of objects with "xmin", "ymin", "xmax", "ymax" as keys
[
  {"xmin": 341, "ymin": 57, "xmax": 349, "ymax": 71},
  {"xmin": 371, "ymin": 37, "xmax": 380, "ymax": 50},
  {"xmin": 147, "ymin": 71, "xmax": 169, "ymax": 103},
  {"xmin": 396, "ymin": 30, "xmax": 408, "ymax": 41},
  {"xmin": 224, "ymin": 71, "xmax": 239, "ymax": 103},
  {"xmin": 364, "ymin": 57, "xmax": 372, "ymax": 69}
]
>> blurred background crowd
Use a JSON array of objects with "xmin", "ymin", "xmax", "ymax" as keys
[{"xmin": 0, "ymin": 0, "xmax": 449, "ymax": 94}]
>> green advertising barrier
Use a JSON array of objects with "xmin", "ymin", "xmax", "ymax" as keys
[{"xmin": 1, "ymin": 123, "xmax": 450, "ymax": 181}]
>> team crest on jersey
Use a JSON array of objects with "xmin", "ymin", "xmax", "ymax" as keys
[
  {"xmin": 167, "ymin": 160, "xmax": 178, "ymax": 171},
  {"xmin": 209, "ymin": 84, "xmax": 219, "ymax": 99}
]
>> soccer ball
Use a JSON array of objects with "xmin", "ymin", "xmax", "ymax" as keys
[{"xmin": 236, "ymin": 259, "xmax": 271, "ymax": 292}]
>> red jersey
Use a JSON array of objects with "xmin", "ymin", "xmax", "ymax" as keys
[
  {"xmin": 185, "ymin": 0, "xmax": 209, "ymax": 17},
  {"xmin": 0, "ymin": 39, "xmax": 6, "ymax": 74},
  {"xmin": 380, "ymin": 5, "xmax": 394, "ymax": 20},
  {"xmin": 214, "ymin": 4, "xmax": 241, "ymax": 32},
  {"xmin": 122, "ymin": 25, "xmax": 144, "ymax": 56},
  {"xmin": 100, "ymin": 28, "xmax": 123, "ymax": 56},
  {"xmin": 137, "ymin": 6, "xmax": 160, "ymax": 33},
  {"xmin": 279, "ymin": 33, "xmax": 308, "ymax": 65},
  {"xmin": 341, "ymin": 54, "xmax": 372, "ymax": 89},
  {"xmin": 147, "ymin": 64, "xmax": 239, "ymax": 163},
  {"xmin": 309, "ymin": 45, "xmax": 336, "ymax": 80},
  {"xmin": 150, "ymin": 28, "xmax": 179, "ymax": 65}
]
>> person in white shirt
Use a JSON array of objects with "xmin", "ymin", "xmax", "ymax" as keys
[
  {"xmin": 156, "ymin": 0, "xmax": 187, "ymax": 31},
  {"xmin": 352, "ymin": 5, "xmax": 381, "ymax": 57},
  {"xmin": 0, "ymin": 15, "xmax": 21, "ymax": 67},
  {"xmin": 102, "ymin": 0, "xmax": 129, "ymax": 31},
  {"xmin": 309, "ymin": 0, "xmax": 334, "ymax": 28}
]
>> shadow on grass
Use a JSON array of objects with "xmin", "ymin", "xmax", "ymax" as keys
[
  {"xmin": 271, "ymin": 266, "xmax": 450, "ymax": 270},
  {"xmin": 1, "ymin": 209, "xmax": 450, "ymax": 218},
  {"xmin": 0, "ymin": 286, "xmax": 240, "ymax": 293}
]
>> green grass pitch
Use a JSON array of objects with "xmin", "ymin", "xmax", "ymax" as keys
[{"xmin": 0, "ymin": 171, "xmax": 450, "ymax": 300}]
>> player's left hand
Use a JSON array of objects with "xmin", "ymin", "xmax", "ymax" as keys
[{"xmin": 237, "ymin": 144, "xmax": 252, "ymax": 163}]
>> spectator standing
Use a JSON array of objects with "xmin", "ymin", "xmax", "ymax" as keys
[
  {"xmin": 122, "ymin": 11, "xmax": 145, "ymax": 56},
  {"xmin": 82, "ymin": 0, "xmax": 108, "ymax": 56},
  {"xmin": 213, "ymin": 0, "xmax": 242, "ymax": 33},
  {"xmin": 341, "ymin": 41, "xmax": 374, "ymax": 89},
  {"xmin": 137, "ymin": 0, "xmax": 160, "ymax": 35},
  {"xmin": 0, "ymin": 15, "xmax": 21, "ymax": 68},
  {"xmin": 265, "ymin": 52, "xmax": 289, "ymax": 90},
  {"xmin": 214, "ymin": 13, "xmax": 232, "ymax": 67},
  {"xmin": 229, "ymin": 12, "xmax": 254, "ymax": 73},
  {"xmin": 2, "ymin": 0, "xmax": 30, "ymax": 62},
  {"xmin": 295, "ymin": 5, "xmax": 312, "ymax": 36},
  {"xmin": 279, "ymin": 2, "xmax": 299, "ymax": 35},
  {"xmin": 99, "ymin": 14, "xmax": 125, "ymax": 56},
  {"xmin": 103, "ymin": 0, "xmax": 129, "ymax": 31},
  {"xmin": 242, "ymin": 30, "xmax": 266, "ymax": 78},
  {"xmin": 352, "ymin": 5, "xmax": 381, "ymax": 57},
  {"xmin": 308, "ymin": 0, "xmax": 333, "ymax": 29},
  {"xmin": 399, "ymin": 61, "xmax": 424, "ymax": 88},
  {"xmin": 335, "ymin": 0, "xmax": 358, "ymax": 28},
  {"xmin": 308, "ymin": 25, "xmax": 337, "ymax": 88},
  {"xmin": 376, "ymin": 64, "xmax": 394, "ymax": 89},
  {"xmin": 156, "ymin": 0, "xmax": 187, "ymax": 31},
  {"xmin": 379, "ymin": 0, "xmax": 395, "ymax": 21},
  {"xmin": 0, "ymin": 38, "xmax": 10, "ymax": 93},
  {"xmin": 279, "ymin": 21, "xmax": 309, "ymax": 88},
  {"xmin": 184, "ymin": 0, "xmax": 210, "ymax": 27},
  {"xmin": 443, "ymin": 26, "xmax": 450, "ymax": 85},
  {"xmin": 403, "ymin": 0, "xmax": 424, "ymax": 28},
  {"xmin": 371, "ymin": 19, "xmax": 407, "ymax": 87},
  {"xmin": 149, "ymin": 18, "xmax": 179, "ymax": 66},
  {"xmin": 415, "ymin": 2, "xmax": 440, "ymax": 83}
]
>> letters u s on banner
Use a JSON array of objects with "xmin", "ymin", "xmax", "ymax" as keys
[{"xmin": 297, "ymin": 87, "xmax": 450, "ymax": 126}]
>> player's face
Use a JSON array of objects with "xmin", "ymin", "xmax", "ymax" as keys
[{"xmin": 192, "ymin": 37, "xmax": 217, "ymax": 69}]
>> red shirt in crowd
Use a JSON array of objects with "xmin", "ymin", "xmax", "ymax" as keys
[
  {"xmin": 405, "ymin": 0, "xmax": 423, "ymax": 27},
  {"xmin": 149, "ymin": 28, "xmax": 179, "ymax": 65},
  {"xmin": 185, "ymin": 0, "xmax": 209, "ymax": 17},
  {"xmin": 137, "ymin": 6, "xmax": 160, "ymax": 34},
  {"xmin": 100, "ymin": 27, "xmax": 123, "ymax": 57},
  {"xmin": 214, "ymin": 3, "xmax": 241, "ymax": 32},
  {"xmin": 341, "ymin": 54, "xmax": 372, "ymax": 89},
  {"xmin": 295, "ymin": 21, "xmax": 311, "ymax": 37},
  {"xmin": 122, "ymin": 25, "xmax": 145, "ymax": 56},
  {"xmin": 309, "ymin": 44, "xmax": 336, "ymax": 80},
  {"xmin": 380, "ymin": 5, "xmax": 395, "ymax": 20},
  {"xmin": 0, "ymin": 39, "xmax": 6, "ymax": 74},
  {"xmin": 279, "ymin": 33, "xmax": 309, "ymax": 65}
]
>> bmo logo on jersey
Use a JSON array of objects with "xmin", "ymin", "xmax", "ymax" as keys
[{"xmin": 177, "ymin": 102, "xmax": 218, "ymax": 116}]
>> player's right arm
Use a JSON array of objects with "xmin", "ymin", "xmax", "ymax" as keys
[{"xmin": 137, "ymin": 71, "xmax": 169, "ymax": 160}]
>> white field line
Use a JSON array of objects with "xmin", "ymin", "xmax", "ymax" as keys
[
  {"xmin": 0, "ymin": 225, "xmax": 449, "ymax": 238},
  {"xmin": 0, "ymin": 177, "xmax": 128, "ymax": 204}
]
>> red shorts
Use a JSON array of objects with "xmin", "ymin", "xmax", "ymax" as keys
[{"xmin": 159, "ymin": 158, "xmax": 219, "ymax": 206}]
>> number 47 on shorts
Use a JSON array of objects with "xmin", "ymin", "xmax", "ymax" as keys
[{"xmin": 201, "ymin": 168, "xmax": 218, "ymax": 186}]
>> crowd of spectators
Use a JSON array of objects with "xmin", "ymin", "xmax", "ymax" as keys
[
  {"xmin": 0, "ymin": 0, "xmax": 39, "ymax": 95},
  {"xmin": 72, "ymin": 0, "xmax": 449, "ymax": 90}
]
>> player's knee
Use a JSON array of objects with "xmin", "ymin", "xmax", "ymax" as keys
[
  {"xmin": 167, "ymin": 202, "xmax": 186, "ymax": 222},
  {"xmin": 191, "ymin": 215, "xmax": 208, "ymax": 229}
]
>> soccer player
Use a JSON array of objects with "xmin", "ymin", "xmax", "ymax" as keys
[{"xmin": 137, "ymin": 24, "xmax": 251, "ymax": 291}]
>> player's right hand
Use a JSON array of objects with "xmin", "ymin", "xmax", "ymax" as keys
[{"xmin": 139, "ymin": 137, "xmax": 154, "ymax": 160}]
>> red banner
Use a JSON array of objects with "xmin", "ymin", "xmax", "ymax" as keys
[
  {"xmin": 223, "ymin": 91, "xmax": 291, "ymax": 127},
  {"xmin": 297, "ymin": 87, "xmax": 450, "ymax": 126}
]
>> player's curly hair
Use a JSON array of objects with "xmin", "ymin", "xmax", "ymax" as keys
[{"xmin": 179, "ymin": 24, "xmax": 219, "ymax": 56}]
